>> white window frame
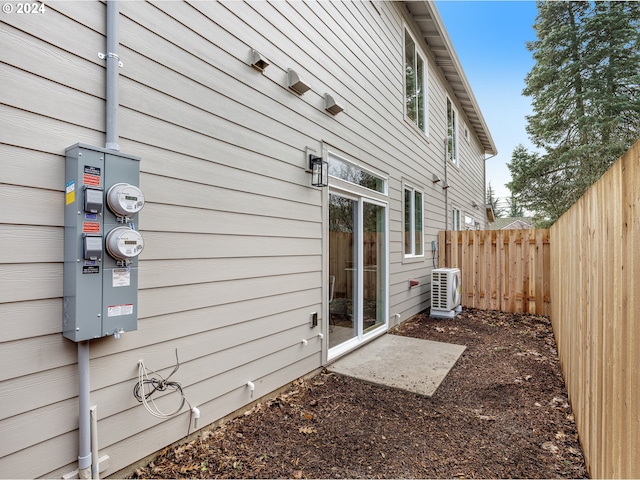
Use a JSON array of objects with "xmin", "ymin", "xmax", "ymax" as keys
[
  {"xmin": 447, "ymin": 97, "xmax": 459, "ymax": 166},
  {"xmin": 403, "ymin": 27, "xmax": 429, "ymax": 135},
  {"xmin": 452, "ymin": 207, "xmax": 462, "ymax": 231},
  {"xmin": 464, "ymin": 214, "xmax": 476, "ymax": 230},
  {"xmin": 403, "ymin": 183, "xmax": 424, "ymax": 258},
  {"xmin": 328, "ymin": 152, "xmax": 388, "ymax": 195}
]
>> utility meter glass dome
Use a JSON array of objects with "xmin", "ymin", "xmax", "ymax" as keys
[
  {"xmin": 107, "ymin": 183, "xmax": 145, "ymax": 217},
  {"xmin": 106, "ymin": 226, "xmax": 144, "ymax": 260}
]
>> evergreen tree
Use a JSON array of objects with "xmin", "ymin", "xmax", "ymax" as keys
[
  {"xmin": 508, "ymin": 1, "xmax": 640, "ymax": 224},
  {"xmin": 485, "ymin": 182, "xmax": 504, "ymax": 218},
  {"xmin": 505, "ymin": 196, "xmax": 524, "ymax": 218},
  {"xmin": 507, "ymin": 144, "xmax": 574, "ymax": 221}
]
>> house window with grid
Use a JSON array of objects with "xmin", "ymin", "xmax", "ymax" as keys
[
  {"xmin": 404, "ymin": 28, "xmax": 427, "ymax": 134},
  {"xmin": 404, "ymin": 186, "xmax": 424, "ymax": 256},
  {"xmin": 447, "ymin": 98, "xmax": 458, "ymax": 165}
]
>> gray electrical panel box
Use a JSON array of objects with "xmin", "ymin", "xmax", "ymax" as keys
[{"xmin": 63, "ymin": 143, "xmax": 144, "ymax": 342}]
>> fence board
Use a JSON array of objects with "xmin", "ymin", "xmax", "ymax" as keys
[
  {"xmin": 550, "ymin": 140, "xmax": 640, "ymax": 479},
  {"xmin": 329, "ymin": 231, "xmax": 378, "ymax": 299},
  {"xmin": 438, "ymin": 228, "xmax": 551, "ymax": 315}
]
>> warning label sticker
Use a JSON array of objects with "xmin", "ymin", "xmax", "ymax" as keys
[
  {"xmin": 82, "ymin": 222, "xmax": 101, "ymax": 233},
  {"xmin": 112, "ymin": 268, "xmax": 131, "ymax": 287},
  {"xmin": 65, "ymin": 180, "xmax": 75, "ymax": 205},
  {"xmin": 83, "ymin": 174, "xmax": 101, "ymax": 186},
  {"xmin": 83, "ymin": 166, "xmax": 101, "ymax": 187},
  {"xmin": 107, "ymin": 304, "xmax": 134, "ymax": 317},
  {"xmin": 83, "ymin": 265, "xmax": 100, "ymax": 274}
]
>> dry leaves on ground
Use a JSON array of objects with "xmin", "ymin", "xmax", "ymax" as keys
[{"xmin": 129, "ymin": 309, "xmax": 588, "ymax": 479}]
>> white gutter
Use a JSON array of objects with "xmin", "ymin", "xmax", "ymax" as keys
[{"xmin": 404, "ymin": 1, "xmax": 497, "ymax": 155}]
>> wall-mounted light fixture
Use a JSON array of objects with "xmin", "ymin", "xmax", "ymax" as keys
[
  {"xmin": 432, "ymin": 173, "xmax": 441, "ymax": 183},
  {"xmin": 249, "ymin": 49, "xmax": 269, "ymax": 72},
  {"xmin": 309, "ymin": 155, "xmax": 328, "ymax": 187},
  {"xmin": 324, "ymin": 93, "xmax": 344, "ymax": 115},
  {"xmin": 441, "ymin": 180, "xmax": 450, "ymax": 189},
  {"xmin": 288, "ymin": 69, "xmax": 311, "ymax": 95},
  {"xmin": 471, "ymin": 201, "xmax": 480, "ymax": 210}
]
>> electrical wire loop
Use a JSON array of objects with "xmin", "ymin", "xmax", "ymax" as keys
[{"xmin": 133, "ymin": 349, "xmax": 194, "ymax": 433}]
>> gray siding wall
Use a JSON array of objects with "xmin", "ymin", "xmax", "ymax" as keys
[{"xmin": 0, "ymin": 1, "xmax": 489, "ymax": 477}]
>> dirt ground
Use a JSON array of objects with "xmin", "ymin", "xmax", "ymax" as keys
[{"xmin": 129, "ymin": 309, "xmax": 588, "ymax": 479}]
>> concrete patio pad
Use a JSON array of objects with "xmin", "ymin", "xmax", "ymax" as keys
[{"xmin": 327, "ymin": 334, "xmax": 466, "ymax": 397}]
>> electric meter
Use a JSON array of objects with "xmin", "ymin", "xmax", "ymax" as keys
[
  {"xmin": 106, "ymin": 183, "xmax": 145, "ymax": 217},
  {"xmin": 64, "ymin": 144, "xmax": 144, "ymax": 341},
  {"xmin": 106, "ymin": 226, "xmax": 145, "ymax": 260}
]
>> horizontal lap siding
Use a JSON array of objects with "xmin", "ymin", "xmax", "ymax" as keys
[
  {"xmin": 0, "ymin": 22, "xmax": 105, "ymax": 469},
  {"xmin": 0, "ymin": 1, "xmax": 490, "ymax": 477}
]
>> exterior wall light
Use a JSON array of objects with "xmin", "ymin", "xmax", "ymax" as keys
[
  {"xmin": 288, "ymin": 69, "xmax": 311, "ymax": 95},
  {"xmin": 309, "ymin": 155, "xmax": 328, "ymax": 187}
]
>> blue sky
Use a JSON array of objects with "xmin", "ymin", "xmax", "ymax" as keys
[{"xmin": 435, "ymin": 0, "xmax": 539, "ymax": 204}]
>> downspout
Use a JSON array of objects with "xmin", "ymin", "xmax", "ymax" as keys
[{"xmin": 443, "ymin": 137, "xmax": 448, "ymax": 230}]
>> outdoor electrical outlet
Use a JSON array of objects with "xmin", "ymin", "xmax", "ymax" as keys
[{"xmin": 311, "ymin": 312, "xmax": 318, "ymax": 327}]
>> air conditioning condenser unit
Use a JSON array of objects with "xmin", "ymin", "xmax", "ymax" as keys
[{"xmin": 430, "ymin": 267, "xmax": 462, "ymax": 318}]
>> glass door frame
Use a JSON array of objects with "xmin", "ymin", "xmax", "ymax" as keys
[{"xmin": 326, "ymin": 183, "xmax": 389, "ymax": 361}]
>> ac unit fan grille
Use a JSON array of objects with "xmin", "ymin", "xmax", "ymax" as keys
[
  {"xmin": 430, "ymin": 268, "xmax": 461, "ymax": 312},
  {"xmin": 432, "ymin": 273, "xmax": 448, "ymax": 309}
]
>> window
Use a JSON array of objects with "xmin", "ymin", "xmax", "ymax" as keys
[
  {"xmin": 447, "ymin": 98, "xmax": 458, "ymax": 165},
  {"xmin": 328, "ymin": 154, "xmax": 386, "ymax": 194},
  {"xmin": 404, "ymin": 186, "xmax": 423, "ymax": 256},
  {"xmin": 464, "ymin": 215, "xmax": 476, "ymax": 230},
  {"xmin": 452, "ymin": 207, "xmax": 462, "ymax": 231},
  {"xmin": 404, "ymin": 28, "xmax": 427, "ymax": 134}
]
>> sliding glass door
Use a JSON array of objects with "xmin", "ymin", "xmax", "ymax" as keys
[{"xmin": 328, "ymin": 192, "xmax": 387, "ymax": 356}]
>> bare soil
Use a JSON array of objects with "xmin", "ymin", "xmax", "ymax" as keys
[{"xmin": 129, "ymin": 309, "xmax": 588, "ymax": 479}]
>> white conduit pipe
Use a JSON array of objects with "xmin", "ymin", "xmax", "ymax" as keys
[
  {"xmin": 78, "ymin": 342, "xmax": 92, "ymax": 479},
  {"xmin": 105, "ymin": 0, "xmax": 120, "ymax": 151},
  {"xmin": 77, "ymin": 2, "xmax": 120, "ymax": 477},
  {"xmin": 90, "ymin": 406, "xmax": 99, "ymax": 480}
]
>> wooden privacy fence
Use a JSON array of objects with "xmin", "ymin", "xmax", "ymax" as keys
[
  {"xmin": 438, "ymin": 229, "xmax": 551, "ymax": 316},
  {"xmin": 437, "ymin": 141, "xmax": 640, "ymax": 478},
  {"xmin": 329, "ymin": 231, "xmax": 379, "ymax": 299},
  {"xmin": 550, "ymin": 141, "xmax": 639, "ymax": 479}
]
